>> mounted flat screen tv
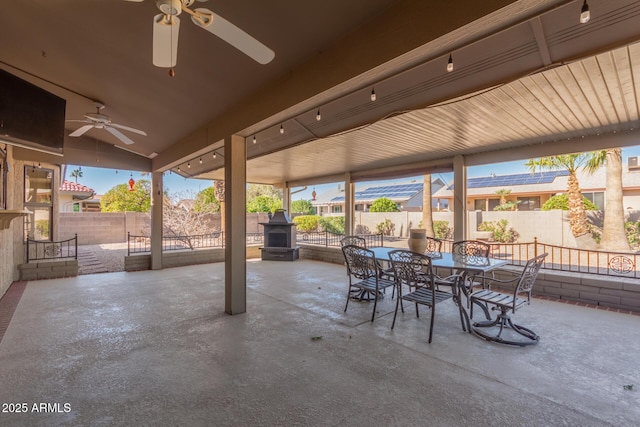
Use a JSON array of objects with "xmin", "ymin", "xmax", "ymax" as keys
[{"xmin": 0, "ymin": 69, "xmax": 65, "ymax": 155}]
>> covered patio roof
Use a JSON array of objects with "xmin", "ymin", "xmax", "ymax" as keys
[{"xmin": 3, "ymin": 1, "xmax": 640, "ymax": 184}]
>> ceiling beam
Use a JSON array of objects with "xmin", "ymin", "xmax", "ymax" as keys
[{"xmin": 152, "ymin": 0, "xmax": 520, "ymax": 172}]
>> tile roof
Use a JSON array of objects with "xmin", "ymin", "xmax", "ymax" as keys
[{"xmin": 59, "ymin": 180, "xmax": 94, "ymax": 194}]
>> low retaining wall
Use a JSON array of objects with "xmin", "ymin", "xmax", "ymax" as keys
[
  {"xmin": 125, "ymin": 246, "xmax": 262, "ymax": 271},
  {"xmin": 18, "ymin": 259, "xmax": 78, "ymax": 280},
  {"xmin": 299, "ymin": 244, "xmax": 640, "ymax": 312}
]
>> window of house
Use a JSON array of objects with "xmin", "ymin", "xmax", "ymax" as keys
[
  {"xmin": 583, "ymin": 192, "xmax": 605, "ymax": 210},
  {"xmin": 332, "ymin": 205, "xmax": 342, "ymax": 213},
  {"xmin": 488, "ymin": 198, "xmax": 500, "ymax": 211},
  {"xmin": 474, "ymin": 199, "xmax": 486, "ymax": 211},
  {"xmin": 24, "ymin": 166, "xmax": 53, "ymax": 240},
  {"xmin": 0, "ymin": 146, "xmax": 6, "ymax": 210},
  {"xmin": 517, "ymin": 196, "xmax": 540, "ymax": 211}
]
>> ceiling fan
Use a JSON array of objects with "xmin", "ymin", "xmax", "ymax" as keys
[
  {"xmin": 67, "ymin": 102, "xmax": 147, "ymax": 145},
  {"xmin": 125, "ymin": 0, "xmax": 275, "ymax": 71}
]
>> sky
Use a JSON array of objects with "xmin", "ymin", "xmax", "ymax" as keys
[{"xmin": 65, "ymin": 145, "xmax": 640, "ymax": 200}]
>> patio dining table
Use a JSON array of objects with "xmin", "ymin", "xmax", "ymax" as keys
[{"xmin": 369, "ymin": 246, "xmax": 508, "ymax": 333}]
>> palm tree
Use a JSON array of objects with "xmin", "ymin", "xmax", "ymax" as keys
[
  {"xmin": 70, "ymin": 168, "xmax": 83, "ymax": 183},
  {"xmin": 422, "ymin": 174, "xmax": 434, "ymax": 237},
  {"xmin": 526, "ymin": 153, "xmax": 593, "ymax": 247},
  {"xmin": 584, "ymin": 148, "xmax": 630, "ymax": 251}
]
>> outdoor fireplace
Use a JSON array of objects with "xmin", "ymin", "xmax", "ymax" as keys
[{"xmin": 260, "ymin": 209, "xmax": 299, "ymax": 261}]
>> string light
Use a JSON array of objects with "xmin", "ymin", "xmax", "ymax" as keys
[
  {"xmin": 280, "ymin": 124, "xmax": 284, "ymax": 134},
  {"xmin": 253, "ymin": 135, "xmax": 257, "ymax": 144},
  {"xmin": 213, "ymin": 152, "xmax": 217, "ymax": 159},
  {"xmin": 447, "ymin": 54, "xmax": 454, "ymax": 72},
  {"xmin": 199, "ymin": 157, "xmax": 202, "ymax": 164},
  {"xmin": 187, "ymin": 162, "xmax": 191, "ymax": 169},
  {"xmin": 580, "ymin": 1, "xmax": 590, "ymax": 24},
  {"xmin": 316, "ymin": 109, "xmax": 321, "ymax": 121},
  {"xmin": 370, "ymin": 88, "xmax": 376, "ymax": 102}
]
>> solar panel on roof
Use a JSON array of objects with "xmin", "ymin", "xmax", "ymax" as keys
[{"xmin": 449, "ymin": 170, "xmax": 569, "ymax": 190}]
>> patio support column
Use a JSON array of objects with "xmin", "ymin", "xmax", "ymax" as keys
[
  {"xmin": 344, "ymin": 173, "xmax": 354, "ymax": 235},
  {"xmin": 150, "ymin": 171, "xmax": 163, "ymax": 270},
  {"xmin": 224, "ymin": 134, "xmax": 246, "ymax": 315},
  {"xmin": 282, "ymin": 183, "xmax": 291, "ymax": 215},
  {"xmin": 453, "ymin": 154, "xmax": 467, "ymax": 241}
]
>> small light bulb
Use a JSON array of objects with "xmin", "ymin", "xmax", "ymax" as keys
[
  {"xmin": 177, "ymin": 166, "xmax": 181, "ymax": 172},
  {"xmin": 580, "ymin": 1, "xmax": 590, "ymax": 24},
  {"xmin": 253, "ymin": 135, "xmax": 257, "ymax": 144},
  {"xmin": 370, "ymin": 88, "xmax": 376, "ymax": 102},
  {"xmin": 213, "ymin": 152, "xmax": 217, "ymax": 159},
  {"xmin": 316, "ymin": 110, "xmax": 321, "ymax": 121},
  {"xmin": 447, "ymin": 54, "xmax": 454, "ymax": 72},
  {"xmin": 199, "ymin": 157, "xmax": 202, "ymax": 164},
  {"xmin": 280, "ymin": 124, "xmax": 284, "ymax": 134},
  {"xmin": 187, "ymin": 162, "xmax": 191, "ymax": 169}
]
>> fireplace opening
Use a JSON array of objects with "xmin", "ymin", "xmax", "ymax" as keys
[{"xmin": 268, "ymin": 231, "xmax": 288, "ymax": 248}]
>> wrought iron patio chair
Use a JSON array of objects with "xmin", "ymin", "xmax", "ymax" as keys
[
  {"xmin": 434, "ymin": 240, "xmax": 492, "ymax": 306},
  {"xmin": 341, "ymin": 245, "xmax": 395, "ymax": 322},
  {"xmin": 389, "ymin": 249, "xmax": 453, "ymax": 343},
  {"xmin": 424, "ymin": 236, "xmax": 443, "ymax": 256},
  {"xmin": 340, "ymin": 235, "xmax": 367, "ymax": 248},
  {"xmin": 470, "ymin": 253, "xmax": 548, "ymax": 346}
]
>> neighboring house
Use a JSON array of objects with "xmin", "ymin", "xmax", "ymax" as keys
[
  {"xmin": 312, "ymin": 178, "xmax": 447, "ymax": 214},
  {"xmin": 59, "ymin": 180, "xmax": 99, "ymax": 212},
  {"xmin": 432, "ymin": 162, "xmax": 640, "ymax": 211}
]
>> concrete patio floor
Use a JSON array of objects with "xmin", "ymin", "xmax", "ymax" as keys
[{"xmin": 0, "ymin": 259, "xmax": 638, "ymax": 426}]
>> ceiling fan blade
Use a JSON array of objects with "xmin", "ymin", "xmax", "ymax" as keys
[
  {"xmin": 153, "ymin": 14, "xmax": 180, "ymax": 68},
  {"xmin": 69, "ymin": 124, "xmax": 95, "ymax": 137},
  {"xmin": 109, "ymin": 122, "xmax": 147, "ymax": 136},
  {"xmin": 105, "ymin": 126, "xmax": 136, "ymax": 145},
  {"xmin": 191, "ymin": 8, "xmax": 274, "ymax": 65}
]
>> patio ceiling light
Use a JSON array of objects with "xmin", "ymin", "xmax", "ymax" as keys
[
  {"xmin": 370, "ymin": 88, "xmax": 376, "ymax": 102},
  {"xmin": 316, "ymin": 109, "xmax": 321, "ymax": 121},
  {"xmin": 280, "ymin": 124, "xmax": 284, "ymax": 134},
  {"xmin": 580, "ymin": 1, "xmax": 590, "ymax": 24},
  {"xmin": 447, "ymin": 53, "xmax": 454, "ymax": 72},
  {"xmin": 253, "ymin": 135, "xmax": 257, "ymax": 144}
]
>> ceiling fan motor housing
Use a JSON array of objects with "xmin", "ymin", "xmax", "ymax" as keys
[{"xmin": 157, "ymin": 0, "xmax": 183, "ymax": 15}]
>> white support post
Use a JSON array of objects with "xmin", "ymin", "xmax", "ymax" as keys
[
  {"xmin": 453, "ymin": 155, "xmax": 467, "ymax": 241},
  {"xmin": 224, "ymin": 134, "xmax": 247, "ymax": 315},
  {"xmin": 344, "ymin": 173, "xmax": 354, "ymax": 235},
  {"xmin": 151, "ymin": 171, "xmax": 163, "ymax": 270}
]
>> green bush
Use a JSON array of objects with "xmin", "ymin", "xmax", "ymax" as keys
[
  {"xmin": 433, "ymin": 220, "xmax": 452, "ymax": 240},
  {"xmin": 319, "ymin": 216, "xmax": 345, "ymax": 234},
  {"xmin": 542, "ymin": 194, "xmax": 598, "ymax": 211},
  {"xmin": 292, "ymin": 215, "xmax": 319, "ymax": 232},
  {"xmin": 478, "ymin": 219, "xmax": 519, "ymax": 243},
  {"xmin": 625, "ymin": 221, "xmax": 640, "ymax": 248},
  {"xmin": 493, "ymin": 201, "xmax": 516, "ymax": 211},
  {"xmin": 369, "ymin": 197, "xmax": 399, "ymax": 212},
  {"xmin": 375, "ymin": 218, "xmax": 395, "ymax": 236}
]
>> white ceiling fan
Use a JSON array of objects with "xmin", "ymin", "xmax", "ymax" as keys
[
  {"xmin": 125, "ymin": 0, "xmax": 275, "ymax": 69},
  {"xmin": 67, "ymin": 102, "xmax": 147, "ymax": 145}
]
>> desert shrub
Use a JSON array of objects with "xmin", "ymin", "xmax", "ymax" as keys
[
  {"xmin": 292, "ymin": 215, "xmax": 319, "ymax": 232},
  {"xmin": 319, "ymin": 216, "xmax": 345, "ymax": 234},
  {"xmin": 542, "ymin": 194, "xmax": 598, "ymax": 211},
  {"xmin": 478, "ymin": 219, "xmax": 519, "ymax": 243},
  {"xmin": 375, "ymin": 218, "xmax": 395, "ymax": 236},
  {"xmin": 493, "ymin": 201, "xmax": 517, "ymax": 211},
  {"xmin": 625, "ymin": 221, "xmax": 640, "ymax": 248},
  {"xmin": 433, "ymin": 220, "xmax": 452, "ymax": 240}
]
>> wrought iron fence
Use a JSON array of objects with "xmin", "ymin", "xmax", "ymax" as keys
[
  {"xmin": 127, "ymin": 232, "xmax": 265, "ymax": 255},
  {"xmin": 26, "ymin": 234, "xmax": 77, "ymax": 262},
  {"xmin": 444, "ymin": 238, "xmax": 640, "ymax": 279},
  {"xmin": 296, "ymin": 231, "xmax": 384, "ymax": 248}
]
